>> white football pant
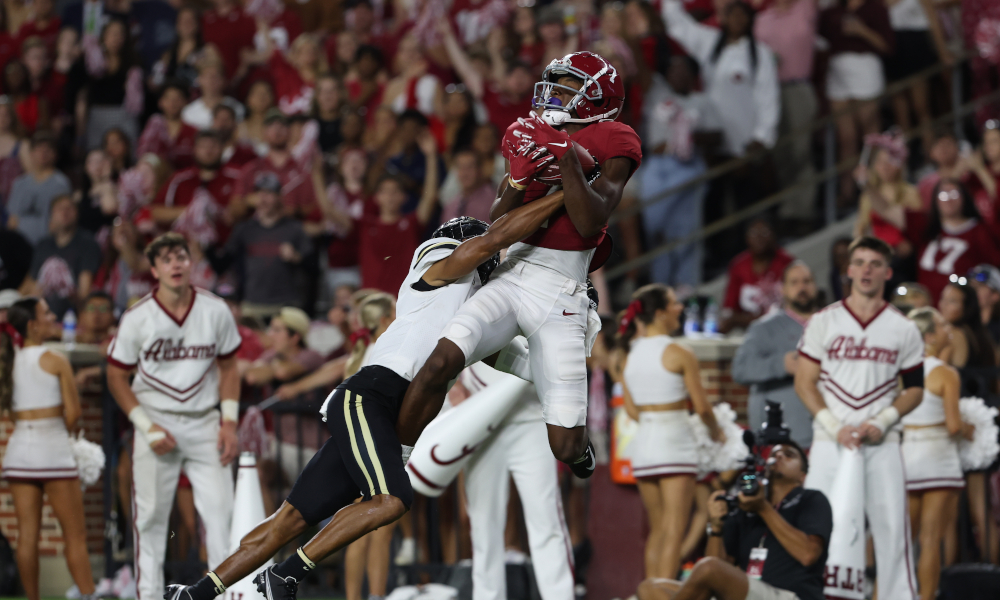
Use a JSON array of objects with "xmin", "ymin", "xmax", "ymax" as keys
[
  {"xmin": 464, "ymin": 419, "xmax": 574, "ymax": 600},
  {"xmin": 131, "ymin": 408, "xmax": 234, "ymax": 600},
  {"xmin": 806, "ymin": 436, "xmax": 917, "ymax": 600}
]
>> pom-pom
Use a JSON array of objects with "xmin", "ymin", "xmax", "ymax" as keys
[
  {"xmin": 689, "ymin": 403, "xmax": 749, "ymax": 478},
  {"xmin": 958, "ymin": 397, "xmax": 1000, "ymax": 471},
  {"xmin": 71, "ymin": 434, "xmax": 106, "ymax": 488},
  {"xmin": 238, "ymin": 405, "xmax": 270, "ymax": 458}
]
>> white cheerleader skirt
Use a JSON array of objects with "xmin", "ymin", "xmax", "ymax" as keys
[
  {"xmin": 902, "ymin": 426, "xmax": 964, "ymax": 492},
  {"xmin": 1, "ymin": 418, "xmax": 79, "ymax": 481},
  {"xmin": 631, "ymin": 410, "xmax": 698, "ymax": 479}
]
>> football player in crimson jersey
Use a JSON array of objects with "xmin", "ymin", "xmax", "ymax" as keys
[{"xmin": 397, "ymin": 52, "xmax": 642, "ymax": 478}]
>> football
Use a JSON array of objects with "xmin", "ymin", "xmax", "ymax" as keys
[{"xmin": 535, "ymin": 141, "xmax": 597, "ymax": 184}]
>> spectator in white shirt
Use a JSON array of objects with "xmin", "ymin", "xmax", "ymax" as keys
[
  {"xmin": 662, "ymin": 0, "xmax": 780, "ymax": 159},
  {"xmin": 180, "ymin": 62, "xmax": 244, "ymax": 130}
]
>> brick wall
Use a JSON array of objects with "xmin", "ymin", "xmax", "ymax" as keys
[
  {"xmin": 699, "ymin": 358, "xmax": 749, "ymax": 424},
  {"xmin": 1, "ymin": 390, "xmax": 106, "ymax": 556}
]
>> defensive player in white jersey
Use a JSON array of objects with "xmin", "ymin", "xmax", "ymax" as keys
[
  {"xmin": 106, "ymin": 233, "xmax": 243, "ymax": 600},
  {"xmin": 794, "ymin": 236, "xmax": 925, "ymax": 600},
  {"xmin": 397, "ymin": 51, "xmax": 643, "ymax": 478},
  {"xmin": 164, "ymin": 192, "xmax": 565, "ymax": 600}
]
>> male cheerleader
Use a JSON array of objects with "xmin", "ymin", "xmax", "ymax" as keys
[
  {"xmin": 165, "ymin": 191, "xmax": 566, "ymax": 600},
  {"xmin": 106, "ymin": 233, "xmax": 242, "ymax": 600},
  {"xmin": 397, "ymin": 51, "xmax": 642, "ymax": 478},
  {"xmin": 795, "ymin": 236, "xmax": 924, "ymax": 599}
]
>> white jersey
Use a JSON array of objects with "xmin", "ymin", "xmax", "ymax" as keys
[
  {"xmin": 368, "ymin": 238, "xmax": 482, "ymax": 380},
  {"xmin": 798, "ymin": 301, "xmax": 923, "ymax": 427},
  {"xmin": 107, "ymin": 287, "xmax": 242, "ymax": 413}
]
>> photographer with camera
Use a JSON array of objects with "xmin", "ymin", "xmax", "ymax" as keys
[{"xmin": 637, "ymin": 442, "xmax": 831, "ymax": 600}]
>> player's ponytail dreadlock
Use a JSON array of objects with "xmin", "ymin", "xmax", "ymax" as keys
[
  {"xmin": 616, "ymin": 284, "xmax": 672, "ymax": 348},
  {"xmin": 344, "ymin": 293, "xmax": 396, "ymax": 377},
  {"xmin": 0, "ymin": 299, "xmax": 39, "ymax": 414}
]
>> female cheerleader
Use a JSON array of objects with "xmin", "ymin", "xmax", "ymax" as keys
[
  {"xmin": 340, "ymin": 293, "xmax": 402, "ymax": 600},
  {"xmin": 0, "ymin": 298, "xmax": 96, "ymax": 600},
  {"xmin": 621, "ymin": 284, "xmax": 723, "ymax": 579},
  {"xmin": 903, "ymin": 308, "xmax": 974, "ymax": 599}
]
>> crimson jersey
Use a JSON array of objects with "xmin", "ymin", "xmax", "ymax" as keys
[
  {"xmin": 520, "ymin": 120, "xmax": 642, "ymax": 252},
  {"xmin": 155, "ymin": 167, "xmax": 240, "ymax": 208},
  {"xmin": 905, "ymin": 211, "xmax": 1000, "ymax": 302}
]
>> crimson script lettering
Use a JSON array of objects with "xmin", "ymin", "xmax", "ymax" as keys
[
  {"xmin": 827, "ymin": 336, "xmax": 899, "ymax": 365},
  {"xmin": 143, "ymin": 338, "xmax": 218, "ymax": 361}
]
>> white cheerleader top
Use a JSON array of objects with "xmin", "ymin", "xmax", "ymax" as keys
[
  {"xmin": 623, "ymin": 335, "xmax": 689, "ymax": 406},
  {"xmin": 901, "ymin": 356, "xmax": 947, "ymax": 426},
  {"xmin": 12, "ymin": 346, "xmax": 62, "ymax": 411}
]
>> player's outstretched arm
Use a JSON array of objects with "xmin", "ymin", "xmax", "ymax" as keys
[{"xmin": 422, "ymin": 191, "xmax": 564, "ymax": 286}]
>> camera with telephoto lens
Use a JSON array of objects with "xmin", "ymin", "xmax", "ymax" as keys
[{"xmin": 722, "ymin": 402, "xmax": 793, "ymax": 513}]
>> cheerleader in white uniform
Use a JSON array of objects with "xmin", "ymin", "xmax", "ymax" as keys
[
  {"xmin": 620, "ymin": 284, "xmax": 723, "ymax": 579},
  {"xmin": 902, "ymin": 307, "xmax": 973, "ymax": 600},
  {"xmin": 0, "ymin": 298, "xmax": 97, "ymax": 600}
]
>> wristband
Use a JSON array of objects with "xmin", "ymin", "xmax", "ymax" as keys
[
  {"xmin": 221, "ymin": 399, "xmax": 240, "ymax": 423},
  {"xmin": 401, "ymin": 444, "xmax": 414, "ymax": 466},
  {"xmin": 815, "ymin": 408, "xmax": 841, "ymax": 439},
  {"xmin": 128, "ymin": 406, "xmax": 166, "ymax": 443},
  {"xmin": 508, "ymin": 176, "xmax": 526, "ymax": 191},
  {"xmin": 869, "ymin": 406, "xmax": 900, "ymax": 434}
]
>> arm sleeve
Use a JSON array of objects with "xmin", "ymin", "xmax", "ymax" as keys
[
  {"xmin": 661, "ymin": 0, "xmax": 721, "ymax": 64},
  {"xmin": 107, "ymin": 311, "xmax": 141, "ymax": 369},
  {"xmin": 899, "ymin": 321, "xmax": 925, "ymax": 382},
  {"xmin": 751, "ymin": 47, "xmax": 781, "ymax": 147},
  {"xmin": 216, "ymin": 304, "xmax": 243, "ymax": 358},
  {"xmin": 731, "ymin": 321, "xmax": 790, "ymax": 384},
  {"xmin": 797, "ymin": 314, "xmax": 824, "ymax": 364},
  {"xmin": 601, "ymin": 123, "xmax": 644, "ymax": 171}
]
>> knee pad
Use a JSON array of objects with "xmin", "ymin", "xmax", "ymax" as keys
[{"xmin": 540, "ymin": 390, "xmax": 588, "ymax": 429}]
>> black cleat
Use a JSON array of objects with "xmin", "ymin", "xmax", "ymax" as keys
[
  {"xmin": 568, "ymin": 441, "xmax": 596, "ymax": 479},
  {"xmin": 255, "ymin": 566, "xmax": 299, "ymax": 600},
  {"xmin": 164, "ymin": 585, "xmax": 194, "ymax": 600}
]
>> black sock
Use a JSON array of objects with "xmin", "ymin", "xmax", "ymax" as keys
[
  {"xmin": 188, "ymin": 572, "xmax": 226, "ymax": 600},
  {"xmin": 272, "ymin": 547, "xmax": 316, "ymax": 581}
]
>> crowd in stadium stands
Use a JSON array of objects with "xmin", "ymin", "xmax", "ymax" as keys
[{"xmin": 0, "ymin": 0, "xmax": 999, "ymax": 598}]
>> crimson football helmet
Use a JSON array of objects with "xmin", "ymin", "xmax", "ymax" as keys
[{"xmin": 532, "ymin": 51, "xmax": 624, "ymax": 124}]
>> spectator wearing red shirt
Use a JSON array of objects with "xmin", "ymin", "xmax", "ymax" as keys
[
  {"xmin": 137, "ymin": 81, "xmax": 198, "ymax": 170},
  {"xmin": 211, "ymin": 103, "xmax": 258, "ymax": 169},
  {"xmin": 902, "ymin": 180, "xmax": 1000, "ymax": 303},
  {"xmin": 324, "ymin": 148, "xmax": 371, "ymax": 293},
  {"xmin": 21, "ymin": 36, "xmax": 64, "ymax": 123},
  {"xmin": 14, "ymin": 0, "xmax": 59, "ymax": 56},
  {"xmin": 343, "ymin": 44, "xmax": 384, "ymax": 124},
  {"xmin": 3, "ymin": 59, "xmax": 44, "ymax": 133},
  {"xmin": 234, "ymin": 108, "xmax": 316, "ymax": 222},
  {"xmin": 151, "ymin": 131, "xmax": 238, "ymax": 235},
  {"xmin": 201, "ymin": 0, "xmax": 255, "ymax": 78},
  {"xmin": 264, "ymin": 34, "xmax": 324, "ymax": 116},
  {"xmin": 722, "ymin": 218, "xmax": 796, "ymax": 332},
  {"xmin": 439, "ymin": 20, "xmax": 532, "ymax": 138},
  {"xmin": 326, "ymin": 133, "xmax": 440, "ymax": 295}
]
